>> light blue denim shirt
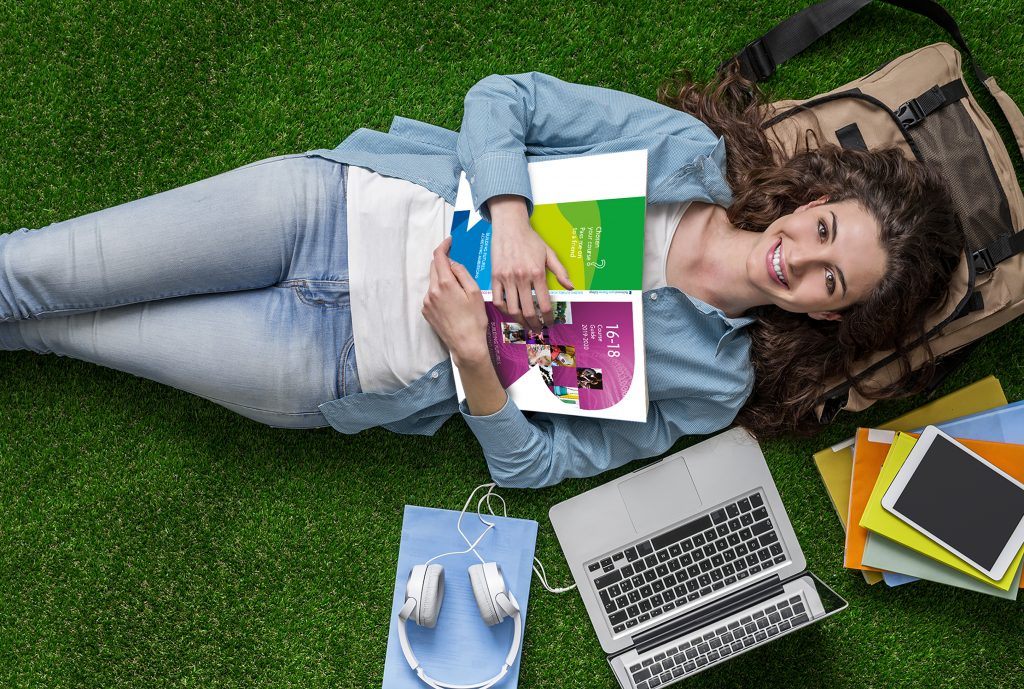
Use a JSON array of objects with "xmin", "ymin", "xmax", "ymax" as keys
[{"xmin": 309, "ymin": 72, "xmax": 755, "ymax": 488}]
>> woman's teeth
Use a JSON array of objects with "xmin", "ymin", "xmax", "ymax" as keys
[{"xmin": 773, "ymin": 243, "xmax": 787, "ymax": 286}]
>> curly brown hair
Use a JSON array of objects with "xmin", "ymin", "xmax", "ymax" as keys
[{"xmin": 657, "ymin": 62, "xmax": 964, "ymax": 438}]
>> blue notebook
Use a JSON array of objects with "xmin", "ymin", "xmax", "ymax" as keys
[{"xmin": 383, "ymin": 505, "xmax": 538, "ymax": 689}]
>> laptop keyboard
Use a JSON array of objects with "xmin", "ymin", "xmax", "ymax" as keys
[
  {"xmin": 627, "ymin": 591, "xmax": 812, "ymax": 688},
  {"xmin": 587, "ymin": 491, "xmax": 786, "ymax": 635}
]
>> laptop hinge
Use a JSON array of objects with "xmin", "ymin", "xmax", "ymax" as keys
[{"xmin": 631, "ymin": 575, "xmax": 784, "ymax": 655}]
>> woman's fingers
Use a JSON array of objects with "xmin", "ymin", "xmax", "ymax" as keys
[
  {"xmin": 501, "ymin": 281, "xmax": 524, "ymax": 327},
  {"xmin": 535, "ymin": 246, "xmax": 576, "ymax": 325},
  {"xmin": 431, "ymin": 240, "xmax": 485, "ymax": 302},
  {"xmin": 432, "ymin": 243, "xmax": 457, "ymax": 288},
  {"xmin": 517, "ymin": 276, "xmax": 542, "ymax": 330},
  {"xmin": 496, "ymin": 279, "xmax": 546, "ymax": 330},
  {"xmin": 524, "ymin": 285, "xmax": 548, "ymax": 330},
  {"xmin": 534, "ymin": 280, "xmax": 553, "ymax": 328},
  {"xmin": 492, "ymin": 278, "xmax": 507, "ymax": 313},
  {"xmin": 508, "ymin": 264, "xmax": 571, "ymax": 329},
  {"xmin": 449, "ymin": 259, "xmax": 480, "ymax": 294},
  {"xmin": 449, "ymin": 232, "xmax": 568, "ymax": 330},
  {"xmin": 432, "ymin": 236, "xmax": 454, "ymax": 277},
  {"xmin": 546, "ymin": 247, "xmax": 575, "ymax": 291},
  {"xmin": 425, "ymin": 251, "xmax": 441, "ymax": 308}
]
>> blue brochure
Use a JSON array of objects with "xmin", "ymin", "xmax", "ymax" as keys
[{"xmin": 382, "ymin": 505, "xmax": 538, "ymax": 689}]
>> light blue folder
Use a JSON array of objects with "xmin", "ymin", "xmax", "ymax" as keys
[
  {"xmin": 882, "ymin": 572, "xmax": 918, "ymax": 587},
  {"xmin": 929, "ymin": 398, "xmax": 1024, "ymax": 442},
  {"xmin": 383, "ymin": 505, "xmax": 538, "ymax": 689},
  {"xmin": 865, "ymin": 400, "xmax": 1024, "ymax": 595}
]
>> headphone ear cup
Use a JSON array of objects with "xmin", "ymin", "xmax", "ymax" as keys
[
  {"xmin": 405, "ymin": 564, "xmax": 426, "ymax": 621},
  {"xmin": 418, "ymin": 564, "xmax": 445, "ymax": 628},
  {"xmin": 469, "ymin": 562, "xmax": 502, "ymax": 626}
]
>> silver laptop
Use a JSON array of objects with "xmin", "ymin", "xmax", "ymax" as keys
[{"xmin": 549, "ymin": 427, "xmax": 847, "ymax": 688}]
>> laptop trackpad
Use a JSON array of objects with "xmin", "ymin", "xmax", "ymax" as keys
[{"xmin": 618, "ymin": 458, "xmax": 701, "ymax": 535}]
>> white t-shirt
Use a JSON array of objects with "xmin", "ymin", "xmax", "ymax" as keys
[
  {"xmin": 345, "ymin": 165, "xmax": 453, "ymax": 394},
  {"xmin": 345, "ymin": 165, "xmax": 690, "ymax": 393},
  {"xmin": 642, "ymin": 200, "xmax": 690, "ymax": 291}
]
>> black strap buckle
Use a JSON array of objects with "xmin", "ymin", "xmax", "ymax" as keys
[
  {"xmin": 895, "ymin": 99, "xmax": 926, "ymax": 128},
  {"xmin": 895, "ymin": 85, "xmax": 947, "ymax": 129},
  {"xmin": 973, "ymin": 233, "xmax": 1023, "ymax": 275},
  {"xmin": 972, "ymin": 247, "xmax": 996, "ymax": 275}
]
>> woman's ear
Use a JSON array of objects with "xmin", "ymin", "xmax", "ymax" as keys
[{"xmin": 809, "ymin": 310, "xmax": 843, "ymax": 322}]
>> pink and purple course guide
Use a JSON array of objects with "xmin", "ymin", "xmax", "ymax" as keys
[{"xmin": 449, "ymin": 150, "xmax": 649, "ymax": 422}]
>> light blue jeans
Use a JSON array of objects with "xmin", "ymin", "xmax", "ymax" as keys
[{"xmin": 0, "ymin": 153, "xmax": 360, "ymax": 428}]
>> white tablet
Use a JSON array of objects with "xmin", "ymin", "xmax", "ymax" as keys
[{"xmin": 881, "ymin": 426, "xmax": 1024, "ymax": 580}]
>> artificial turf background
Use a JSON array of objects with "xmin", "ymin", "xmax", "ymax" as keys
[{"xmin": 1, "ymin": 1, "xmax": 1022, "ymax": 686}]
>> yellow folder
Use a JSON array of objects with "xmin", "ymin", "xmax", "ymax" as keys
[
  {"xmin": 859, "ymin": 432, "xmax": 1024, "ymax": 591},
  {"xmin": 812, "ymin": 376, "xmax": 1006, "ymax": 585}
]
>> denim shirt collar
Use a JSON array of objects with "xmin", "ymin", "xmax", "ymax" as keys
[
  {"xmin": 648, "ymin": 137, "xmax": 733, "ymax": 209},
  {"xmin": 649, "ymin": 285, "xmax": 755, "ymax": 356}
]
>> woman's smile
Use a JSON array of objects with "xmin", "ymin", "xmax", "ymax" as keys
[{"xmin": 767, "ymin": 239, "xmax": 788, "ymax": 288}]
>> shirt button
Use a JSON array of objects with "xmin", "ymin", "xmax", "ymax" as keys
[
  {"xmin": 431, "ymin": 371, "xmax": 440, "ymax": 379},
  {"xmin": 649, "ymin": 293, "xmax": 658, "ymax": 301},
  {"xmin": 469, "ymin": 176, "xmax": 475, "ymax": 183}
]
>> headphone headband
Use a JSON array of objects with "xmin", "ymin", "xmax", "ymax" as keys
[{"xmin": 396, "ymin": 604, "xmax": 522, "ymax": 689}]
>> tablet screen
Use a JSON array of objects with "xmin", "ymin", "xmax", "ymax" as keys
[{"xmin": 892, "ymin": 435, "xmax": 1024, "ymax": 571}]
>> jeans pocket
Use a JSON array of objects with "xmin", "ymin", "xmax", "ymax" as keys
[
  {"xmin": 288, "ymin": 279, "xmax": 350, "ymax": 309},
  {"xmin": 282, "ymin": 279, "xmax": 359, "ymax": 398},
  {"xmin": 337, "ymin": 336, "xmax": 359, "ymax": 398}
]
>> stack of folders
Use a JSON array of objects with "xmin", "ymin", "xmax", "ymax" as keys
[{"xmin": 814, "ymin": 376, "xmax": 1024, "ymax": 598}]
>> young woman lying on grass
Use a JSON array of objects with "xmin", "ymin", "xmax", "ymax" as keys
[{"xmin": 0, "ymin": 63, "xmax": 962, "ymax": 487}]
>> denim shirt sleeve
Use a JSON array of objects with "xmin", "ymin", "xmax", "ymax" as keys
[
  {"xmin": 459, "ymin": 382, "xmax": 752, "ymax": 489},
  {"xmin": 456, "ymin": 71, "xmax": 727, "ymax": 222}
]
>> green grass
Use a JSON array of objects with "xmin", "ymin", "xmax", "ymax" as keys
[{"xmin": 2, "ymin": 0, "xmax": 1023, "ymax": 686}]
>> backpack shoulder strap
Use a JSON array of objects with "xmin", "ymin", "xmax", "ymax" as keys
[
  {"xmin": 723, "ymin": 0, "xmax": 1024, "ymax": 161},
  {"xmin": 725, "ymin": 0, "xmax": 979, "ymax": 82},
  {"xmin": 723, "ymin": 0, "xmax": 870, "ymax": 82}
]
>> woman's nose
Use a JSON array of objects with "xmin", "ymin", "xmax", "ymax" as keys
[
  {"xmin": 785, "ymin": 243, "xmax": 805, "ymax": 277},
  {"xmin": 786, "ymin": 240, "xmax": 827, "ymax": 276}
]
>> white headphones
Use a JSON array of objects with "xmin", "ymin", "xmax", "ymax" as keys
[{"xmin": 396, "ymin": 484, "xmax": 524, "ymax": 689}]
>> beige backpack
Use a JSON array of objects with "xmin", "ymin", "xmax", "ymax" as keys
[{"xmin": 723, "ymin": 0, "xmax": 1024, "ymax": 422}]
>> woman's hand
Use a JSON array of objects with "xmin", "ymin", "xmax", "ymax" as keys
[
  {"xmin": 422, "ymin": 237, "xmax": 490, "ymax": 368},
  {"xmin": 488, "ymin": 195, "xmax": 573, "ymax": 330}
]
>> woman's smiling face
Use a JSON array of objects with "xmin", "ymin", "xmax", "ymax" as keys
[{"xmin": 746, "ymin": 196, "xmax": 888, "ymax": 319}]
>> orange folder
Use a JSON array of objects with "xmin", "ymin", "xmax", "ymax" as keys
[{"xmin": 844, "ymin": 428, "xmax": 892, "ymax": 571}]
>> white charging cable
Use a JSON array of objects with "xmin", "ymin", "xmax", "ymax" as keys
[{"xmin": 461, "ymin": 483, "xmax": 577, "ymax": 595}]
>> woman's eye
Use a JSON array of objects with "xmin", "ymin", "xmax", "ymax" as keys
[
  {"xmin": 818, "ymin": 220, "xmax": 828, "ymax": 241},
  {"xmin": 825, "ymin": 270, "xmax": 836, "ymax": 294}
]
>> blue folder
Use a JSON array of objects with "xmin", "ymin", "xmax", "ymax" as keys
[
  {"xmin": 382, "ymin": 505, "xmax": 538, "ymax": 689},
  {"xmin": 929, "ymin": 398, "xmax": 1024, "ymax": 442}
]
